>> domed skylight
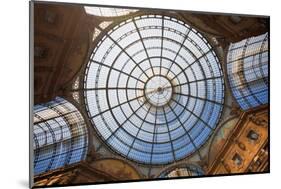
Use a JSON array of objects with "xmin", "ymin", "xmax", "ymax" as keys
[{"xmin": 84, "ymin": 15, "xmax": 224, "ymax": 164}]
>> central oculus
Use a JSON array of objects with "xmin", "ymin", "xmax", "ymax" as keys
[{"xmin": 144, "ymin": 76, "xmax": 173, "ymax": 107}]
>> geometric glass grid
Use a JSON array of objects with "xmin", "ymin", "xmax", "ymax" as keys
[
  {"xmin": 84, "ymin": 15, "xmax": 225, "ymax": 165},
  {"xmin": 33, "ymin": 97, "xmax": 88, "ymax": 175},
  {"xmin": 159, "ymin": 164, "xmax": 204, "ymax": 178},
  {"xmin": 227, "ymin": 33, "xmax": 268, "ymax": 110},
  {"xmin": 84, "ymin": 6, "xmax": 138, "ymax": 17}
]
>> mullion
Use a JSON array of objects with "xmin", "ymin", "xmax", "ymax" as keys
[
  {"xmin": 165, "ymin": 28, "xmax": 191, "ymax": 77},
  {"xmin": 90, "ymin": 94, "xmax": 144, "ymax": 119},
  {"xmin": 170, "ymin": 48, "xmax": 213, "ymax": 81},
  {"xmin": 104, "ymin": 97, "xmax": 148, "ymax": 144},
  {"xmin": 175, "ymin": 92, "xmax": 223, "ymax": 107},
  {"xmin": 103, "ymin": 35, "xmax": 190, "ymax": 70},
  {"xmin": 98, "ymin": 8, "xmax": 102, "ymax": 16},
  {"xmin": 126, "ymin": 105, "xmax": 152, "ymax": 157},
  {"xmin": 240, "ymin": 39, "xmax": 263, "ymax": 105},
  {"xmin": 52, "ymin": 103, "xmax": 79, "ymax": 166},
  {"xmin": 59, "ymin": 102, "xmax": 88, "ymax": 157},
  {"xmin": 33, "ymin": 133, "xmax": 84, "ymax": 150},
  {"xmin": 121, "ymin": 50, "xmax": 156, "ymax": 130},
  {"xmin": 243, "ymin": 56, "xmax": 267, "ymax": 72},
  {"xmin": 104, "ymin": 31, "xmax": 150, "ymax": 79},
  {"xmin": 228, "ymin": 38, "xmax": 266, "ymax": 52},
  {"xmin": 255, "ymin": 36, "xmax": 268, "ymax": 86},
  {"xmin": 33, "ymin": 134, "xmax": 40, "ymax": 166},
  {"xmin": 113, "ymin": 8, "xmax": 118, "ymax": 16},
  {"xmin": 121, "ymin": 95, "xmax": 161, "ymax": 127},
  {"xmin": 232, "ymin": 76, "xmax": 267, "ymax": 89},
  {"xmin": 235, "ymin": 87, "xmax": 268, "ymax": 100},
  {"xmin": 34, "ymin": 114, "xmax": 58, "ymax": 172},
  {"xmin": 159, "ymin": 16, "xmax": 164, "ymax": 75},
  {"xmin": 34, "ymin": 110, "xmax": 75, "ymax": 124},
  {"xmin": 46, "ymin": 99, "xmax": 68, "ymax": 109},
  {"xmin": 133, "ymin": 19, "xmax": 155, "ymax": 76},
  {"xmin": 249, "ymin": 57, "xmax": 268, "ymax": 82},
  {"xmin": 172, "ymin": 76, "xmax": 223, "ymax": 88},
  {"xmin": 111, "ymin": 35, "xmax": 195, "ymax": 76},
  {"xmin": 167, "ymin": 103, "xmax": 202, "ymax": 159},
  {"xmin": 35, "ymin": 144, "xmax": 86, "ymax": 164},
  {"xmin": 33, "ymin": 120, "xmax": 45, "ymax": 167},
  {"xmin": 228, "ymin": 48, "xmax": 268, "ymax": 64},
  {"xmin": 170, "ymin": 98, "xmax": 214, "ymax": 131},
  {"xmin": 149, "ymin": 106, "xmax": 158, "ymax": 164},
  {"xmin": 163, "ymin": 107, "xmax": 176, "ymax": 162},
  {"xmin": 90, "ymin": 59, "xmax": 145, "ymax": 84}
]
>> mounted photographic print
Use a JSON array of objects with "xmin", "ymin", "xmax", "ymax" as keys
[{"xmin": 29, "ymin": 1, "xmax": 269, "ymax": 188}]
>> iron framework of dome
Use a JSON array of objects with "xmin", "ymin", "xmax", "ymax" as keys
[{"xmin": 83, "ymin": 15, "xmax": 225, "ymax": 165}]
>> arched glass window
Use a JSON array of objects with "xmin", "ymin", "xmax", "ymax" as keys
[
  {"xmin": 33, "ymin": 97, "xmax": 88, "ymax": 175},
  {"xmin": 84, "ymin": 15, "xmax": 224, "ymax": 165},
  {"xmin": 227, "ymin": 33, "xmax": 268, "ymax": 110},
  {"xmin": 159, "ymin": 164, "xmax": 204, "ymax": 178},
  {"xmin": 84, "ymin": 6, "xmax": 138, "ymax": 17}
]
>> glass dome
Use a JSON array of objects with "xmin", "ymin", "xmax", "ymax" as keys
[{"xmin": 84, "ymin": 15, "xmax": 224, "ymax": 164}]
